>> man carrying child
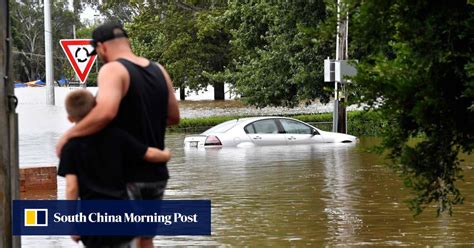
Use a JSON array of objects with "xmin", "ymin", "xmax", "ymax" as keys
[
  {"xmin": 56, "ymin": 22, "xmax": 180, "ymax": 248},
  {"xmin": 58, "ymin": 89, "xmax": 171, "ymax": 248}
]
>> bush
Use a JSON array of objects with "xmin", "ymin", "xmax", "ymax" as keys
[
  {"xmin": 168, "ymin": 111, "xmax": 385, "ymax": 137},
  {"xmin": 347, "ymin": 111, "xmax": 386, "ymax": 137}
]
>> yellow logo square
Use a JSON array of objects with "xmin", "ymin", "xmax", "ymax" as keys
[{"xmin": 24, "ymin": 209, "xmax": 48, "ymax": 227}]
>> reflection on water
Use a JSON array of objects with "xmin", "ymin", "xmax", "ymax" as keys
[
  {"xmin": 16, "ymin": 89, "xmax": 474, "ymax": 247},
  {"xmin": 322, "ymin": 143, "xmax": 363, "ymax": 245}
]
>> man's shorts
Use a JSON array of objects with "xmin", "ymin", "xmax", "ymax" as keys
[
  {"xmin": 126, "ymin": 180, "xmax": 168, "ymax": 240},
  {"xmin": 81, "ymin": 236, "xmax": 135, "ymax": 248},
  {"xmin": 106, "ymin": 240, "xmax": 135, "ymax": 248},
  {"xmin": 126, "ymin": 180, "xmax": 168, "ymax": 200}
]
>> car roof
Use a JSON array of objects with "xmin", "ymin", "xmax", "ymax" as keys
[
  {"xmin": 202, "ymin": 116, "xmax": 319, "ymax": 135},
  {"xmin": 236, "ymin": 116, "xmax": 297, "ymax": 125}
]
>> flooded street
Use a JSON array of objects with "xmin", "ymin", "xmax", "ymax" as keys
[{"xmin": 16, "ymin": 88, "xmax": 474, "ymax": 247}]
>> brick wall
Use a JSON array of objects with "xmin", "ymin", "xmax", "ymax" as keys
[{"xmin": 19, "ymin": 165, "xmax": 57, "ymax": 192}]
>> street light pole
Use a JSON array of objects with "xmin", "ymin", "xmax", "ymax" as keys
[{"xmin": 44, "ymin": 0, "xmax": 55, "ymax": 105}]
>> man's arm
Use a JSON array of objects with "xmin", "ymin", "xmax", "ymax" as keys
[
  {"xmin": 158, "ymin": 64, "xmax": 180, "ymax": 126},
  {"xmin": 65, "ymin": 175, "xmax": 79, "ymax": 200},
  {"xmin": 144, "ymin": 148, "xmax": 171, "ymax": 163},
  {"xmin": 56, "ymin": 62, "xmax": 129, "ymax": 156}
]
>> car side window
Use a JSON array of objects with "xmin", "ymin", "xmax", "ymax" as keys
[
  {"xmin": 251, "ymin": 119, "xmax": 279, "ymax": 134},
  {"xmin": 279, "ymin": 119, "xmax": 312, "ymax": 134},
  {"xmin": 244, "ymin": 124, "xmax": 256, "ymax": 134}
]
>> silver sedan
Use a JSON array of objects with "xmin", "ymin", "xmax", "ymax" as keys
[{"xmin": 184, "ymin": 117, "xmax": 358, "ymax": 148}]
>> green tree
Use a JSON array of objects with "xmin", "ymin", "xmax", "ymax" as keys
[
  {"xmin": 11, "ymin": 0, "xmax": 45, "ymax": 82},
  {"xmin": 52, "ymin": 0, "xmax": 81, "ymax": 83},
  {"xmin": 10, "ymin": 0, "xmax": 80, "ymax": 82},
  {"xmin": 126, "ymin": 2, "xmax": 231, "ymax": 99},
  {"xmin": 220, "ymin": 1, "xmax": 333, "ymax": 107},
  {"xmin": 349, "ymin": 0, "xmax": 474, "ymax": 215}
]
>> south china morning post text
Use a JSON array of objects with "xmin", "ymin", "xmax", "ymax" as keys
[
  {"xmin": 53, "ymin": 212, "xmax": 198, "ymax": 225},
  {"xmin": 12, "ymin": 200, "xmax": 211, "ymax": 236}
]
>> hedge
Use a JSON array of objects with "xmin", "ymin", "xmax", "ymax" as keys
[{"xmin": 168, "ymin": 111, "xmax": 386, "ymax": 137}]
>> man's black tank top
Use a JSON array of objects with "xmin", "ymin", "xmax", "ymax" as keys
[{"xmin": 111, "ymin": 58, "xmax": 169, "ymax": 182}]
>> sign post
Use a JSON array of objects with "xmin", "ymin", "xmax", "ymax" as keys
[
  {"xmin": 59, "ymin": 39, "xmax": 97, "ymax": 86},
  {"xmin": 1, "ymin": 0, "xmax": 20, "ymax": 247}
]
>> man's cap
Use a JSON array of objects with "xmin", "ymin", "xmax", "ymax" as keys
[{"xmin": 89, "ymin": 22, "xmax": 128, "ymax": 56}]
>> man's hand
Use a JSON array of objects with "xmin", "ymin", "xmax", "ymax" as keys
[
  {"xmin": 56, "ymin": 132, "xmax": 70, "ymax": 157},
  {"xmin": 162, "ymin": 148, "xmax": 171, "ymax": 162}
]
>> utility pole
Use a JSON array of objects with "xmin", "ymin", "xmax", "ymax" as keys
[
  {"xmin": 1, "ymin": 0, "xmax": 20, "ymax": 247},
  {"xmin": 325, "ymin": 0, "xmax": 354, "ymax": 133},
  {"xmin": 334, "ymin": 0, "xmax": 349, "ymax": 133},
  {"xmin": 44, "ymin": 0, "xmax": 55, "ymax": 105}
]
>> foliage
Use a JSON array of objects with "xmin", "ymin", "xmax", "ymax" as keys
[
  {"xmin": 99, "ymin": 0, "xmax": 334, "ymax": 104},
  {"xmin": 295, "ymin": 111, "xmax": 386, "ymax": 135},
  {"xmin": 11, "ymin": 0, "xmax": 44, "ymax": 82},
  {"xmin": 346, "ymin": 111, "xmax": 386, "ymax": 137},
  {"xmin": 349, "ymin": 0, "xmax": 474, "ymax": 215},
  {"xmin": 169, "ymin": 111, "xmax": 384, "ymax": 137},
  {"xmin": 74, "ymin": 0, "xmax": 141, "ymax": 22},
  {"xmin": 13, "ymin": 0, "xmax": 473, "ymax": 217},
  {"xmin": 169, "ymin": 115, "xmax": 237, "ymax": 133},
  {"xmin": 81, "ymin": 0, "xmax": 225, "ymax": 23},
  {"xmin": 292, "ymin": 113, "xmax": 333, "ymax": 123},
  {"xmin": 10, "ymin": 0, "xmax": 80, "ymax": 82},
  {"xmin": 216, "ymin": 1, "xmax": 333, "ymax": 107},
  {"xmin": 98, "ymin": 1, "xmax": 231, "ymax": 94},
  {"xmin": 128, "ymin": 3, "xmax": 229, "ymax": 94}
]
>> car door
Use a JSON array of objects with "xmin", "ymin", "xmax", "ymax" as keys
[
  {"xmin": 278, "ymin": 119, "xmax": 323, "ymax": 144},
  {"xmin": 245, "ymin": 119, "xmax": 287, "ymax": 146}
]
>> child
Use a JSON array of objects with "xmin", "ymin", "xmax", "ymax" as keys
[{"xmin": 57, "ymin": 89, "xmax": 170, "ymax": 248}]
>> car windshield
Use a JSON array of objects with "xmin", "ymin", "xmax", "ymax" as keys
[{"xmin": 202, "ymin": 119, "xmax": 238, "ymax": 134}]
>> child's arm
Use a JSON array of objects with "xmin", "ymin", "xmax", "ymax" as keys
[
  {"xmin": 65, "ymin": 175, "xmax": 79, "ymax": 200},
  {"xmin": 117, "ymin": 129, "xmax": 172, "ymax": 164},
  {"xmin": 144, "ymin": 148, "xmax": 171, "ymax": 163}
]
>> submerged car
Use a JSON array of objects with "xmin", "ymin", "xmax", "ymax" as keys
[{"xmin": 184, "ymin": 117, "xmax": 358, "ymax": 148}]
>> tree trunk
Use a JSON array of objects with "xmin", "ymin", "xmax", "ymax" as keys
[
  {"xmin": 179, "ymin": 87, "xmax": 185, "ymax": 100},
  {"xmin": 213, "ymin": 82, "xmax": 225, "ymax": 100},
  {"xmin": 337, "ymin": 98, "xmax": 346, "ymax": 133}
]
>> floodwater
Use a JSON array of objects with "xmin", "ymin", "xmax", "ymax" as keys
[{"xmin": 16, "ymin": 88, "xmax": 474, "ymax": 247}]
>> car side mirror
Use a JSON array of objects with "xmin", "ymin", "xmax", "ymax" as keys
[{"xmin": 312, "ymin": 129, "xmax": 319, "ymax": 136}]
